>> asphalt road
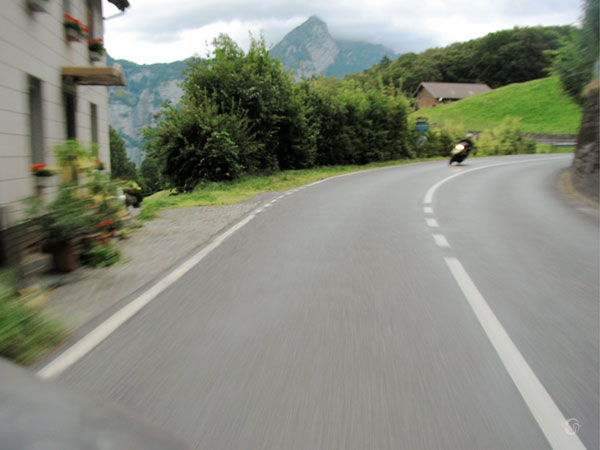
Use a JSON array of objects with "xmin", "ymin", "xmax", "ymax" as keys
[{"xmin": 48, "ymin": 154, "xmax": 598, "ymax": 449}]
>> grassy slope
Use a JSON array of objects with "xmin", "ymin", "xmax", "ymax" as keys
[{"xmin": 412, "ymin": 77, "xmax": 582, "ymax": 135}]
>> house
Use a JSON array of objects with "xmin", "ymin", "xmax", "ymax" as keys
[
  {"xmin": 0, "ymin": 0, "xmax": 129, "ymax": 265},
  {"xmin": 413, "ymin": 82, "xmax": 491, "ymax": 110}
]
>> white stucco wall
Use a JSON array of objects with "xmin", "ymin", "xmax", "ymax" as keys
[{"xmin": 0, "ymin": 0, "xmax": 111, "ymax": 225}]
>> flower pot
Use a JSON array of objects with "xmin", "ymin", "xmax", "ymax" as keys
[
  {"xmin": 65, "ymin": 27, "xmax": 81, "ymax": 42},
  {"xmin": 52, "ymin": 242, "xmax": 80, "ymax": 273},
  {"xmin": 27, "ymin": 0, "xmax": 48, "ymax": 12},
  {"xmin": 89, "ymin": 50, "xmax": 102, "ymax": 62}
]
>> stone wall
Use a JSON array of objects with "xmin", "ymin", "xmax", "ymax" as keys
[{"xmin": 572, "ymin": 81, "xmax": 600, "ymax": 202}]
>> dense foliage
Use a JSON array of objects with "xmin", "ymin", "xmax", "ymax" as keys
[
  {"xmin": 143, "ymin": 35, "xmax": 411, "ymax": 191},
  {"xmin": 109, "ymin": 126, "xmax": 137, "ymax": 180},
  {"xmin": 552, "ymin": 0, "xmax": 599, "ymax": 103},
  {"xmin": 351, "ymin": 26, "xmax": 575, "ymax": 96},
  {"xmin": 0, "ymin": 270, "xmax": 66, "ymax": 364}
]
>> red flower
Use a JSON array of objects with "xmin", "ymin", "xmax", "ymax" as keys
[
  {"xmin": 31, "ymin": 163, "xmax": 47, "ymax": 171},
  {"xmin": 96, "ymin": 219, "xmax": 114, "ymax": 228}
]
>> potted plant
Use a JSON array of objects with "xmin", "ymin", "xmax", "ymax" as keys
[
  {"xmin": 31, "ymin": 162, "xmax": 55, "ymax": 194},
  {"xmin": 38, "ymin": 185, "xmax": 95, "ymax": 272},
  {"xmin": 63, "ymin": 14, "xmax": 88, "ymax": 42},
  {"xmin": 88, "ymin": 38, "xmax": 105, "ymax": 62}
]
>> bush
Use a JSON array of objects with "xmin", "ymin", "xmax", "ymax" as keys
[
  {"xmin": 0, "ymin": 270, "xmax": 67, "ymax": 365},
  {"xmin": 201, "ymin": 131, "xmax": 242, "ymax": 181},
  {"xmin": 81, "ymin": 242, "xmax": 121, "ymax": 268},
  {"xmin": 475, "ymin": 118, "xmax": 537, "ymax": 155}
]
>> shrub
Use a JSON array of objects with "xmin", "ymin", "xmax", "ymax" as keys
[
  {"xmin": 0, "ymin": 270, "xmax": 67, "ymax": 364},
  {"xmin": 81, "ymin": 242, "xmax": 121, "ymax": 268}
]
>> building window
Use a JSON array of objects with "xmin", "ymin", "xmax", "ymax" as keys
[
  {"xmin": 63, "ymin": 0, "xmax": 71, "ymax": 14},
  {"xmin": 28, "ymin": 75, "xmax": 44, "ymax": 164},
  {"xmin": 87, "ymin": 0, "xmax": 96, "ymax": 39},
  {"xmin": 90, "ymin": 103, "xmax": 98, "ymax": 144},
  {"xmin": 64, "ymin": 87, "xmax": 77, "ymax": 139}
]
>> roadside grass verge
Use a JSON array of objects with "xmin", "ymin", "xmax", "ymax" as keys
[
  {"xmin": 412, "ymin": 77, "xmax": 582, "ymax": 135},
  {"xmin": 138, "ymin": 157, "xmax": 447, "ymax": 221},
  {"xmin": 0, "ymin": 270, "xmax": 68, "ymax": 365}
]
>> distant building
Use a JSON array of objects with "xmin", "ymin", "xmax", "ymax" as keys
[
  {"xmin": 0, "ymin": 0, "xmax": 129, "ymax": 227},
  {"xmin": 413, "ymin": 82, "xmax": 492, "ymax": 110}
]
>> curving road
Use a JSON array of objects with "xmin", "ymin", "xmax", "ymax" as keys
[{"xmin": 42, "ymin": 154, "xmax": 598, "ymax": 449}]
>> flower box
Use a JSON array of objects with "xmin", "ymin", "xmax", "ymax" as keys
[
  {"xmin": 31, "ymin": 163, "xmax": 54, "ymax": 177},
  {"xmin": 88, "ymin": 38, "xmax": 105, "ymax": 62},
  {"xmin": 65, "ymin": 27, "xmax": 81, "ymax": 42},
  {"xmin": 63, "ymin": 14, "xmax": 88, "ymax": 42},
  {"xmin": 89, "ymin": 50, "xmax": 103, "ymax": 62}
]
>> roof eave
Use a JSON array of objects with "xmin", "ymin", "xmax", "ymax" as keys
[{"xmin": 107, "ymin": 0, "xmax": 130, "ymax": 11}]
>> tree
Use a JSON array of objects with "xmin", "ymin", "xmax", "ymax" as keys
[
  {"xmin": 553, "ymin": 0, "xmax": 599, "ymax": 103},
  {"xmin": 138, "ymin": 157, "xmax": 163, "ymax": 196},
  {"xmin": 143, "ymin": 33, "xmax": 315, "ymax": 191},
  {"xmin": 109, "ymin": 126, "xmax": 137, "ymax": 180}
]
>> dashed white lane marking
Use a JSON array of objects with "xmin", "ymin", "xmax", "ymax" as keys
[
  {"xmin": 432, "ymin": 234, "xmax": 450, "ymax": 248},
  {"xmin": 445, "ymin": 257, "xmax": 586, "ymax": 450},
  {"xmin": 423, "ymin": 206, "xmax": 433, "ymax": 214},
  {"xmin": 426, "ymin": 218, "xmax": 439, "ymax": 228}
]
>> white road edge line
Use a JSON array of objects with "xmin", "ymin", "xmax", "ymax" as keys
[
  {"xmin": 37, "ymin": 212, "xmax": 258, "ymax": 380},
  {"xmin": 432, "ymin": 234, "xmax": 450, "ymax": 248},
  {"xmin": 423, "ymin": 206, "xmax": 433, "ymax": 214},
  {"xmin": 36, "ymin": 160, "xmax": 408, "ymax": 379},
  {"xmin": 423, "ymin": 156, "xmax": 568, "ymax": 205},
  {"xmin": 444, "ymin": 257, "xmax": 586, "ymax": 450}
]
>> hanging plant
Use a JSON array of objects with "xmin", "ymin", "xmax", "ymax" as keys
[
  {"xmin": 88, "ymin": 38, "xmax": 105, "ymax": 55},
  {"xmin": 63, "ymin": 14, "xmax": 88, "ymax": 41},
  {"xmin": 31, "ymin": 163, "xmax": 54, "ymax": 177}
]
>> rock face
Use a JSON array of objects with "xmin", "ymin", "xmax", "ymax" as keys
[
  {"xmin": 270, "ymin": 16, "xmax": 397, "ymax": 81},
  {"xmin": 572, "ymin": 81, "xmax": 599, "ymax": 202},
  {"xmin": 271, "ymin": 16, "xmax": 339, "ymax": 79},
  {"xmin": 108, "ymin": 56, "xmax": 187, "ymax": 167}
]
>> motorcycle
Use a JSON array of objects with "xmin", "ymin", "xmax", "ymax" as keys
[{"xmin": 449, "ymin": 138, "xmax": 473, "ymax": 165}]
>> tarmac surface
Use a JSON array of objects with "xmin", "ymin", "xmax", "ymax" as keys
[{"xmin": 40, "ymin": 192, "xmax": 279, "ymax": 333}]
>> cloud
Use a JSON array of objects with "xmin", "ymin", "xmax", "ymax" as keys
[{"xmin": 102, "ymin": 0, "xmax": 580, "ymax": 64}]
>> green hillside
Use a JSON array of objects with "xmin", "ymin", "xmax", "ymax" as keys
[{"xmin": 412, "ymin": 77, "xmax": 582, "ymax": 135}]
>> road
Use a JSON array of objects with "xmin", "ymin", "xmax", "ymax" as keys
[{"xmin": 42, "ymin": 154, "xmax": 598, "ymax": 449}]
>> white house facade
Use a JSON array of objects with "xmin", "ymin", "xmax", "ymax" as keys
[{"xmin": 0, "ymin": 0, "xmax": 128, "ymax": 228}]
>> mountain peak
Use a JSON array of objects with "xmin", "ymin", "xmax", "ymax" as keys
[
  {"xmin": 270, "ymin": 16, "xmax": 396, "ymax": 81},
  {"xmin": 306, "ymin": 15, "xmax": 326, "ymax": 26}
]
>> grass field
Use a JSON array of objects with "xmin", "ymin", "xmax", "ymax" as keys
[{"xmin": 412, "ymin": 77, "xmax": 582, "ymax": 135}]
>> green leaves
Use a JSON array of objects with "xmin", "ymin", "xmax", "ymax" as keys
[
  {"xmin": 109, "ymin": 126, "xmax": 137, "ymax": 180},
  {"xmin": 142, "ymin": 33, "xmax": 411, "ymax": 191}
]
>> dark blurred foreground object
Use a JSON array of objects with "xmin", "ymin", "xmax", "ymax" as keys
[
  {"xmin": 571, "ymin": 80, "xmax": 599, "ymax": 202},
  {"xmin": 0, "ymin": 358, "xmax": 188, "ymax": 450}
]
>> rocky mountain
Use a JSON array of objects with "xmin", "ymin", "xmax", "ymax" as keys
[
  {"xmin": 107, "ymin": 17, "xmax": 397, "ymax": 165},
  {"xmin": 107, "ymin": 55, "xmax": 187, "ymax": 166},
  {"xmin": 270, "ymin": 16, "xmax": 397, "ymax": 80}
]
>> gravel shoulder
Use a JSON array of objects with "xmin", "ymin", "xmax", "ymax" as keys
[{"xmin": 43, "ymin": 192, "xmax": 279, "ymax": 333}]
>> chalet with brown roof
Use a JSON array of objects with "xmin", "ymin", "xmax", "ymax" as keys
[{"xmin": 414, "ymin": 82, "xmax": 492, "ymax": 110}]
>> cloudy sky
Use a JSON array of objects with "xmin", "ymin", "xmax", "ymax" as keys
[{"xmin": 102, "ymin": 0, "xmax": 581, "ymax": 65}]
